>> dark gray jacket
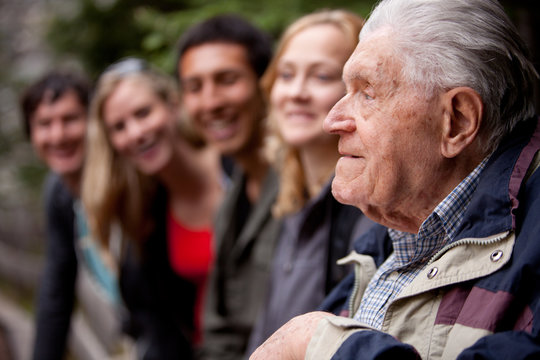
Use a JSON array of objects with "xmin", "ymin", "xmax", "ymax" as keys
[
  {"xmin": 33, "ymin": 172, "xmax": 77, "ymax": 360},
  {"xmin": 200, "ymin": 168, "xmax": 282, "ymax": 360}
]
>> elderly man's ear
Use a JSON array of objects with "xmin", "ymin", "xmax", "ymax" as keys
[{"xmin": 440, "ymin": 87, "xmax": 483, "ymax": 159}]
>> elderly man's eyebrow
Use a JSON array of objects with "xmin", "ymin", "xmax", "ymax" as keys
[
  {"xmin": 344, "ymin": 55, "xmax": 378, "ymax": 81},
  {"xmin": 343, "ymin": 67, "xmax": 373, "ymax": 89}
]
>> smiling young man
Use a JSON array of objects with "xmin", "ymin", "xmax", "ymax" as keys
[
  {"xmin": 250, "ymin": 0, "xmax": 540, "ymax": 359},
  {"xmin": 176, "ymin": 14, "xmax": 282, "ymax": 359},
  {"xmin": 21, "ymin": 71, "xmax": 91, "ymax": 360}
]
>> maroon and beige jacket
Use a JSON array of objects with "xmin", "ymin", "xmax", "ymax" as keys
[{"xmin": 309, "ymin": 116, "xmax": 540, "ymax": 360}]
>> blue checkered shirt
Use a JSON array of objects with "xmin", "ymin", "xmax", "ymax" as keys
[{"xmin": 353, "ymin": 156, "xmax": 490, "ymax": 328}]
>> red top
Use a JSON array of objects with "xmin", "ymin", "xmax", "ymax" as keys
[{"xmin": 167, "ymin": 210, "xmax": 214, "ymax": 344}]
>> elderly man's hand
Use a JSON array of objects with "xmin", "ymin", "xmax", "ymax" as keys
[{"xmin": 249, "ymin": 311, "xmax": 333, "ymax": 360}]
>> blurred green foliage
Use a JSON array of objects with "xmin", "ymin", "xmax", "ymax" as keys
[
  {"xmin": 16, "ymin": 162, "xmax": 48, "ymax": 198},
  {"xmin": 43, "ymin": 0, "xmax": 540, "ymax": 110},
  {"xmin": 46, "ymin": 0, "xmax": 378, "ymax": 78}
]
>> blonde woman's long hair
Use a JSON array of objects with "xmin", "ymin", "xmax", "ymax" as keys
[
  {"xmin": 82, "ymin": 60, "xmax": 203, "ymax": 248},
  {"xmin": 262, "ymin": 9, "xmax": 364, "ymax": 217}
]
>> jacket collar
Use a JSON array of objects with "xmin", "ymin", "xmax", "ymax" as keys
[{"xmin": 455, "ymin": 116, "xmax": 540, "ymax": 240}]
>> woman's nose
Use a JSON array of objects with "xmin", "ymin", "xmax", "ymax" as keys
[
  {"xmin": 125, "ymin": 120, "xmax": 145, "ymax": 143},
  {"xmin": 287, "ymin": 76, "xmax": 310, "ymax": 100}
]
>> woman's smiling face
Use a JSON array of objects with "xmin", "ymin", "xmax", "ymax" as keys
[
  {"xmin": 270, "ymin": 24, "xmax": 352, "ymax": 149},
  {"xmin": 103, "ymin": 77, "xmax": 179, "ymax": 175}
]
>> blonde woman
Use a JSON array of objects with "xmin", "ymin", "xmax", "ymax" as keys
[
  {"xmin": 82, "ymin": 58, "xmax": 223, "ymax": 359},
  {"xmin": 246, "ymin": 10, "xmax": 392, "ymax": 354}
]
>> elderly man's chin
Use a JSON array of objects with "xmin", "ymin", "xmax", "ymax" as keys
[
  {"xmin": 332, "ymin": 157, "xmax": 367, "ymax": 205},
  {"xmin": 331, "ymin": 175, "xmax": 363, "ymax": 208}
]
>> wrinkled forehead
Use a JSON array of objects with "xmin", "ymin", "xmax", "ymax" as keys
[{"xmin": 343, "ymin": 29, "xmax": 402, "ymax": 86}]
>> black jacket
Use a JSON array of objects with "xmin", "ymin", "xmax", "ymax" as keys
[
  {"xmin": 120, "ymin": 185, "xmax": 196, "ymax": 359},
  {"xmin": 33, "ymin": 172, "xmax": 78, "ymax": 360}
]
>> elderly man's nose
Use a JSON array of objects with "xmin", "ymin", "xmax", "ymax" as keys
[{"xmin": 323, "ymin": 98, "xmax": 356, "ymax": 134}]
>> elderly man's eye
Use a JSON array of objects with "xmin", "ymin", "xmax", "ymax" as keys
[
  {"xmin": 363, "ymin": 92, "xmax": 374, "ymax": 101},
  {"xmin": 360, "ymin": 83, "xmax": 376, "ymax": 100}
]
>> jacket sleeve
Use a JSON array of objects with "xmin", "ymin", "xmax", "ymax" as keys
[
  {"xmin": 307, "ymin": 320, "xmax": 540, "ymax": 360},
  {"xmin": 456, "ymin": 331, "xmax": 540, "ymax": 359},
  {"xmin": 305, "ymin": 316, "xmax": 420, "ymax": 360},
  {"xmin": 32, "ymin": 174, "xmax": 78, "ymax": 360}
]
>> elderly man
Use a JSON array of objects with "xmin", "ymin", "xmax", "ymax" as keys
[{"xmin": 251, "ymin": 0, "xmax": 540, "ymax": 359}]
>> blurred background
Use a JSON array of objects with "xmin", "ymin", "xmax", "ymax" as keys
[{"xmin": 0, "ymin": 0, "xmax": 538, "ymax": 359}]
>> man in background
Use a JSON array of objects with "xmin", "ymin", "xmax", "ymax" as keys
[
  {"xmin": 176, "ymin": 14, "xmax": 282, "ymax": 359},
  {"xmin": 21, "ymin": 71, "xmax": 89, "ymax": 359}
]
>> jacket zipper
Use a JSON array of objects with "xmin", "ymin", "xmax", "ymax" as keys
[
  {"xmin": 426, "ymin": 231, "xmax": 510, "ymax": 266},
  {"xmin": 347, "ymin": 232, "xmax": 510, "ymax": 319}
]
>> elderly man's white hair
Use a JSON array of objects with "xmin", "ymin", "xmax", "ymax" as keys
[{"xmin": 361, "ymin": 0, "xmax": 538, "ymax": 153}]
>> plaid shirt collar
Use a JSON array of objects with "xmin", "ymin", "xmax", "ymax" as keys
[
  {"xmin": 354, "ymin": 156, "xmax": 491, "ymax": 328},
  {"xmin": 388, "ymin": 155, "xmax": 491, "ymax": 268}
]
